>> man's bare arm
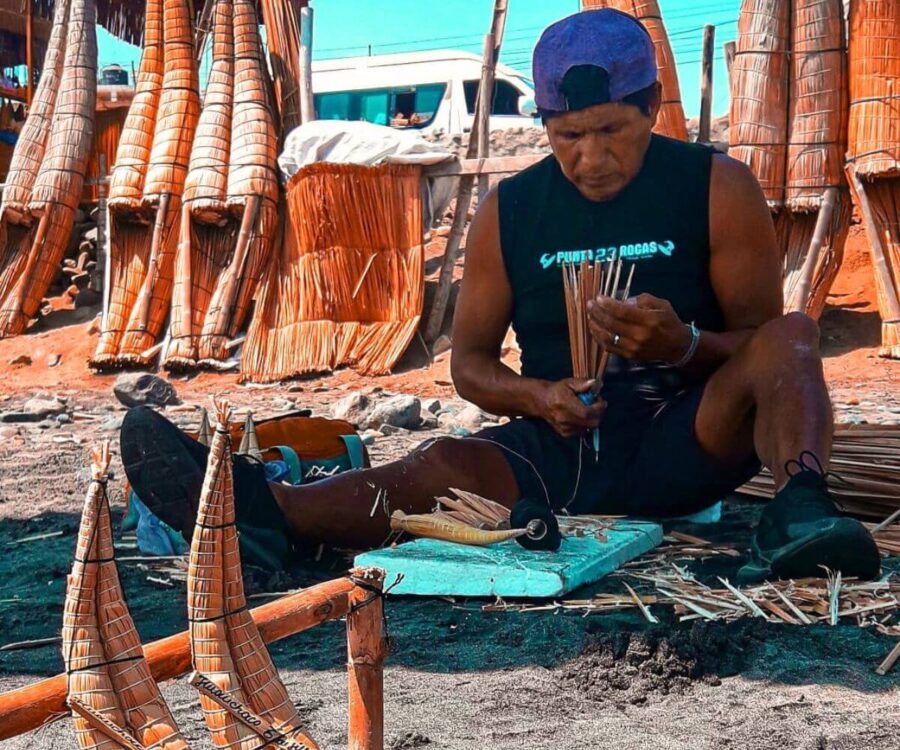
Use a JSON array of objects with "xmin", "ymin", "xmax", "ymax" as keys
[{"xmin": 450, "ymin": 189, "xmax": 604, "ymax": 437}]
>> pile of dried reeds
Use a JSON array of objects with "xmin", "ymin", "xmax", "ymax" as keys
[
  {"xmin": 93, "ymin": 0, "xmax": 200, "ymax": 367},
  {"xmin": 187, "ymin": 400, "xmax": 317, "ymax": 749},
  {"xmin": 847, "ymin": 0, "xmax": 900, "ymax": 358},
  {"xmin": 164, "ymin": 0, "xmax": 279, "ymax": 370},
  {"xmin": 62, "ymin": 443, "xmax": 188, "ymax": 749},
  {"xmin": 731, "ymin": 0, "xmax": 851, "ymax": 318},
  {"xmin": 740, "ymin": 424, "xmax": 900, "ymax": 518},
  {"xmin": 581, "ymin": 0, "xmax": 688, "ymax": 140},
  {"xmin": 0, "ymin": 0, "xmax": 96, "ymax": 338},
  {"xmin": 240, "ymin": 162, "xmax": 424, "ymax": 382}
]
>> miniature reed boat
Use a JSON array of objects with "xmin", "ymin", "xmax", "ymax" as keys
[
  {"xmin": 164, "ymin": 0, "xmax": 279, "ymax": 370},
  {"xmin": 93, "ymin": 0, "xmax": 200, "ymax": 367},
  {"xmin": 62, "ymin": 443, "xmax": 188, "ymax": 750},
  {"xmin": 0, "ymin": 0, "xmax": 96, "ymax": 338},
  {"xmin": 187, "ymin": 400, "xmax": 318, "ymax": 750}
]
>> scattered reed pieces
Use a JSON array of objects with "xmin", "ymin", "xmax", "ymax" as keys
[
  {"xmin": 739, "ymin": 424, "xmax": 900, "ymax": 518},
  {"xmin": 0, "ymin": 0, "xmax": 97, "ymax": 339},
  {"xmin": 62, "ymin": 442, "xmax": 188, "ymax": 750},
  {"xmin": 240, "ymin": 163, "xmax": 424, "ymax": 382},
  {"xmin": 165, "ymin": 0, "xmax": 280, "ymax": 370},
  {"xmin": 94, "ymin": 0, "xmax": 200, "ymax": 367},
  {"xmin": 187, "ymin": 399, "xmax": 318, "ymax": 749},
  {"xmin": 847, "ymin": 0, "xmax": 900, "ymax": 358},
  {"xmin": 582, "ymin": 0, "xmax": 688, "ymax": 140},
  {"xmin": 730, "ymin": 0, "xmax": 790, "ymax": 210}
]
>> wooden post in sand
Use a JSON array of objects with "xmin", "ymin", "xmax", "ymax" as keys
[
  {"xmin": 299, "ymin": 5, "xmax": 316, "ymax": 123},
  {"xmin": 425, "ymin": 0, "xmax": 508, "ymax": 343},
  {"xmin": 724, "ymin": 40, "xmax": 736, "ymax": 91},
  {"xmin": 348, "ymin": 567, "xmax": 386, "ymax": 750},
  {"xmin": 698, "ymin": 24, "xmax": 715, "ymax": 144},
  {"xmin": 0, "ymin": 576, "xmax": 358, "ymax": 741}
]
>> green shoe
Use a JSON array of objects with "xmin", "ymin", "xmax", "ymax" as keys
[{"xmin": 737, "ymin": 454, "xmax": 881, "ymax": 585}]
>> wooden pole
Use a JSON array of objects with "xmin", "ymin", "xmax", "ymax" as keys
[
  {"xmin": 0, "ymin": 576, "xmax": 356, "ymax": 742},
  {"xmin": 299, "ymin": 5, "xmax": 315, "ymax": 124},
  {"xmin": 193, "ymin": 0, "xmax": 216, "ymax": 62},
  {"xmin": 26, "ymin": 0, "xmax": 32, "ymax": 106},
  {"xmin": 424, "ymin": 0, "xmax": 508, "ymax": 343},
  {"xmin": 347, "ymin": 567, "xmax": 386, "ymax": 750},
  {"xmin": 476, "ymin": 32, "xmax": 496, "ymax": 204},
  {"xmin": 698, "ymin": 24, "xmax": 715, "ymax": 144},
  {"xmin": 724, "ymin": 41, "xmax": 736, "ymax": 91},
  {"xmin": 92, "ymin": 155, "xmax": 107, "ymax": 296},
  {"xmin": 791, "ymin": 186, "xmax": 838, "ymax": 312}
]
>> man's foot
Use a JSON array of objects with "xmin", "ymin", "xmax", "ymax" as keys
[
  {"xmin": 120, "ymin": 406, "xmax": 290, "ymax": 546},
  {"xmin": 737, "ymin": 454, "xmax": 881, "ymax": 584}
]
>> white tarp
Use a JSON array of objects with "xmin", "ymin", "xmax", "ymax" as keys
[{"xmin": 279, "ymin": 119, "xmax": 455, "ymax": 179}]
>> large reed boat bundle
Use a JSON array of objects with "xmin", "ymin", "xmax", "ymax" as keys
[
  {"xmin": 0, "ymin": 0, "xmax": 96, "ymax": 338},
  {"xmin": 240, "ymin": 163, "xmax": 424, "ymax": 381},
  {"xmin": 164, "ymin": 0, "xmax": 279, "ymax": 370},
  {"xmin": 581, "ymin": 0, "xmax": 688, "ymax": 140},
  {"xmin": 62, "ymin": 443, "xmax": 188, "ymax": 750},
  {"xmin": 187, "ymin": 400, "xmax": 318, "ymax": 750},
  {"xmin": 782, "ymin": 0, "xmax": 851, "ymax": 318},
  {"xmin": 847, "ymin": 0, "xmax": 900, "ymax": 358},
  {"xmin": 92, "ymin": 0, "xmax": 200, "ymax": 367},
  {"xmin": 259, "ymin": 0, "xmax": 306, "ymax": 135},
  {"xmin": 730, "ymin": 0, "xmax": 791, "ymax": 210}
]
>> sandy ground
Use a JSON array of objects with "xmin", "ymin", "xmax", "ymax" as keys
[{"xmin": 0, "ymin": 226, "xmax": 898, "ymax": 749}]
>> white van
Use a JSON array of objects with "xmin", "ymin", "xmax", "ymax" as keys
[{"xmin": 311, "ymin": 50, "xmax": 540, "ymax": 135}]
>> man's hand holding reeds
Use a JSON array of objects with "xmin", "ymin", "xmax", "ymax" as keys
[
  {"xmin": 587, "ymin": 293, "xmax": 693, "ymax": 363},
  {"xmin": 539, "ymin": 378, "xmax": 606, "ymax": 438}
]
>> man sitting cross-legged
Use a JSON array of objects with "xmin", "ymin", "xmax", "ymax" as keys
[{"xmin": 123, "ymin": 9, "xmax": 879, "ymax": 583}]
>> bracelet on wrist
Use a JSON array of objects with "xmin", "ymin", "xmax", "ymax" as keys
[{"xmin": 671, "ymin": 321, "xmax": 700, "ymax": 368}]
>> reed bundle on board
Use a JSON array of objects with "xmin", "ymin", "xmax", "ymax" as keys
[
  {"xmin": 63, "ymin": 442, "xmax": 188, "ymax": 750},
  {"xmin": 240, "ymin": 162, "xmax": 424, "ymax": 382},
  {"xmin": 187, "ymin": 399, "xmax": 318, "ymax": 750},
  {"xmin": 0, "ymin": 0, "xmax": 96, "ymax": 339},
  {"xmin": 165, "ymin": 0, "xmax": 279, "ymax": 370},
  {"xmin": 93, "ymin": 0, "xmax": 200, "ymax": 367},
  {"xmin": 582, "ymin": 0, "xmax": 688, "ymax": 141}
]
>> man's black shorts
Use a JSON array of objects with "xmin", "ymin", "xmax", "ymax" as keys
[{"xmin": 474, "ymin": 385, "xmax": 761, "ymax": 517}]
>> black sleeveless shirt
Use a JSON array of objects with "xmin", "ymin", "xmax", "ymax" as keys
[{"xmin": 497, "ymin": 134, "xmax": 723, "ymax": 401}]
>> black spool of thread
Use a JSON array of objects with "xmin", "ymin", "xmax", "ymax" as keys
[{"xmin": 511, "ymin": 497, "xmax": 561, "ymax": 551}]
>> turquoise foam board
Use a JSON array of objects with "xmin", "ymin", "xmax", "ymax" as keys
[{"xmin": 354, "ymin": 520, "xmax": 663, "ymax": 598}]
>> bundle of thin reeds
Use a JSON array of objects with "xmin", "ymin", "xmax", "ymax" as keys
[
  {"xmin": 0, "ymin": 0, "xmax": 96, "ymax": 339},
  {"xmin": 581, "ymin": 0, "xmax": 689, "ymax": 141},
  {"xmin": 165, "ymin": 0, "xmax": 279, "ymax": 370},
  {"xmin": 187, "ymin": 400, "xmax": 318, "ymax": 750},
  {"xmin": 259, "ymin": 0, "xmax": 305, "ymax": 134},
  {"xmin": 730, "ymin": 0, "xmax": 791, "ymax": 210},
  {"xmin": 847, "ymin": 0, "xmax": 900, "ymax": 358},
  {"xmin": 62, "ymin": 443, "xmax": 188, "ymax": 750},
  {"xmin": 562, "ymin": 258, "xmax": 634, "ymax": 385},
  {"xmin": 240, "ymin": 162, "xmax": 424, "ymax": 382},
  {"xmin": 93, "ymin": 0, "xmax": 200, "ymax": 367},
  {"xmin": 740, "ymin": 424, "xmax": 900, "ymax": 518}
]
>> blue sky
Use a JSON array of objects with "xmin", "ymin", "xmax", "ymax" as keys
[{"xmin": 98, "ymin": 0, "xmax": 739, "ymax": 116}]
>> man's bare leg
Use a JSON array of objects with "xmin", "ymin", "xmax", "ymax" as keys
[
  {"xmin": 270, "ymin": 438, "xmax": 519, "ymax": 548},
  {"xmin": 692, "ymin": 312, "xmax": 833, "ymax": 486}
]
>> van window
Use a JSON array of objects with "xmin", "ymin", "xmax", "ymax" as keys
[
  {"xmin": 463, "ymin": 79, "xmax": 522, "ymax": 116},
  {"xmin": 314, "ymin": 83, "xmax": 447, "ymax": 129}
]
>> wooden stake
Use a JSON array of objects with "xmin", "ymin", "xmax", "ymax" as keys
[
  {"xmin": 176, "ymin": 202, "xmax": 193, "ymax": 348},
  {"xmin": 347, "ymin": 567, "xmax": 386, "ymax": 750},
  {"xmin": 724, "ymin": 41, "xmax": 736, "ymax": 91},
  {"xmin": 92, "ymin": 156, "xmax": 107, "ymax": 295},
  {"xmin": 25, "ymin": 0, "xmax": 32, "ymax": 106},
  {"xmin": 876, "ymin": 640, "xmax": 900, "ymax": 676},
  {"xmin": 425, "ymin": 0, "xmax": 508, "ymax": 343},
  {"xmin": 791, "ymin": 186, "xmax": 839, "ymax": 312},
  {"xmin": 698, "ymin": 25, "xmax": 716, "ymax": 144},
  {"xmin": 476, "ymin": 32, "xmax": 497, "ymax": 204},
  {"xmin": 848, "ymin": 168, "xmax": 900, "ymax": 322},
  {"xmin": 134, "ymin": 192, "xmax": 172, "ymax": 332},
  {"xmin": 0, "ymin": 576, "xmax": 356, "ymax": 741},
  {"xmin": 299, "ymin": 5, "xmax": 315, "ymax": 124},
  {"xmin": 214, "ymin": 194, "xmax": 261, "ymax": 338}
]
